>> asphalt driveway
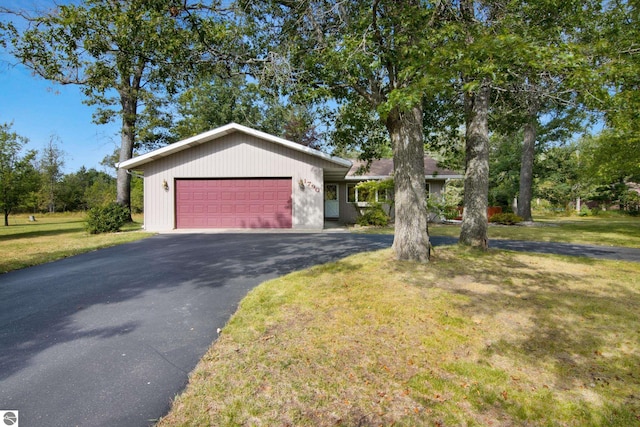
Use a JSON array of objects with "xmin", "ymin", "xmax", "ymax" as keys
[
  {"xmin": 433, "ymin": 235, "xmax": 640, "ymax": 262},
  {"xmin": 2, "ymin": 233, "xmax": 638, "ymax": 427},
  {"xmin": 0, "ymin": 233, "xmax": 392, "ymax": 427}
]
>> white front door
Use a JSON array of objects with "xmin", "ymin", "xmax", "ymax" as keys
[{"xmin": 324, "ymin": 184, "xmax": 339, "ymax": 218}]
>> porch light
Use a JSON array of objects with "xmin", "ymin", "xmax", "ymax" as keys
[
  {"xmin": 162, "ymin": 179, "xmax": 169, "ymax": 191},
  {"xmin": 298, "ymin": 178, "xmax": 305, "ymax": 189}
]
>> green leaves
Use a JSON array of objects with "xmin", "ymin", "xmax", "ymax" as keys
[
  {"xmin": 582, "ymin": 130, "xmax": 640, "ymax": 183},
  {"xmin": 0, "ymin": 123, "xmax": 39, "ymax": 224},
  {"xmin": 2, "ymin": 0, "xmax": 245, "ymax": 207},
  {"xmin": 85, "ymin": 202, "xmax": 130, "ymax": 234}
]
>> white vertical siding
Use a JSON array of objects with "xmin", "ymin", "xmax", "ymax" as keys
[{"xmin": 139, "ymin": 133, "xmax": 336, "ymax": 231}]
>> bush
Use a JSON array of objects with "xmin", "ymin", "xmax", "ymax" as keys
[
  {"xmin": 578, "ymin": 206, "xmax": 592, "ymax": 217},
  {"xmin": 357, "ymin": 205, "xmax": 390, "ymax": 227},
  {"xmin": 488, "ymin": 212, "xmax": 523, "ymax": 225},
  {"xmin": 426, "ymin": 197, "xmax": 460, "ymax": 221},
  {"xmin": 85, "ymin": 203, "xmax": 130, "ymax": 234}
]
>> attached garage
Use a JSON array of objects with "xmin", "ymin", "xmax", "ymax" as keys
[
  {"xmin": 175, "ymin": 178, "xmax": 292, "ymax": 229},
  {"xmin": 117, "ymin": 123, "xmax": 352, "ymax": 232}
]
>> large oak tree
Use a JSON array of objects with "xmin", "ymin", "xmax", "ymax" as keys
[
  {"xmin": 239, "ymin": 1, "xmax": 463, "ymax": 261},
  {"xmin": 498, "ymin": 0, "xmax": 601, "ymax": 222},
  {"xmin": 592, "ymin": 0, "xmax": 640, "ymax": 182},
  {"xmin": 1, "ymin": 0, "xmax": 234, "ymax": 212},
  {"xmin": 425, "ymin": 0, "xmax": 601, "ymax": 240}
]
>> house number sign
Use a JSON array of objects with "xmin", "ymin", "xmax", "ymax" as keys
[{"xmin": 300, "ymin": 178, "xmax": 321, "ymax": 192}]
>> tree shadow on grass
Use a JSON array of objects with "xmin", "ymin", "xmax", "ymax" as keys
[
  {"xmin": 0, "ymin": 220, "xmax": 86, "ymax": 241},
  {"xmin": 429, "ymin": 250, "xmax": 640, "ymax": 422},
  {"xmin": 559, "ymin": 217, "xmax": 640, "ymax": 238}
]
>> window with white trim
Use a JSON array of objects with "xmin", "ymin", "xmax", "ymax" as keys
[
  {"xmin": 347, "ymin": 183, "xmax": 361, "ymax": 203},
  {"xmin": 347, "ymin": 183, "xmax": 394, "ymax": 203}
]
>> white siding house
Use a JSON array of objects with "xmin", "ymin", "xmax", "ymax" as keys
[{"xmin": 117, "ymin": 123, "xmax": 462, "ymax": 231}]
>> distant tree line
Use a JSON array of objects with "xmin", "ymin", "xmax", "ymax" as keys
[
  {"xmin": 488, "ymin": 133, "xmax": 640, "ymax": 215},
  {"xmin": 1, "ymin": 122, "xmax": 143, "ymax": 225}
]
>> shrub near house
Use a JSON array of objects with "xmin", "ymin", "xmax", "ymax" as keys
[
  {"xmin": 356, "ymin": 204, "xmax": 390, "ymax": 226},
  {"xmin": 489, "ymin": 212, "xmax": 523, "ymax": 225},
  {"xmin": 85, "ymin": 203, "xmax": 131, "ymax": 234}
]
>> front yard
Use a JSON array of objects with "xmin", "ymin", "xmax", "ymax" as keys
[
  {"xmin": 3, "ymin": 212, "xmax": 639, "ymax": 425},
  {"xmin": 358, "ymin": 214, "xmax": 640, "ymax": 249},
  {"xmin": 0, "ymin": 213, "xmax": 151, "ymax": 274},
  {"xmin": 158, "ymin": 245, "xmax": 640, "ymax": 426}
]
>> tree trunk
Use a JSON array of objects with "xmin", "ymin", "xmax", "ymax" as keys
[
  {"xmin": 459, "ymin": 80, "xmax": 491, "ymax": 249},
  {"xmin": 116, "ymin": 127, "xmax": 133, "ymax": 210},
  {"xmin": 386, "ymin": 105, "xmax": 430, "ymax": 262},
  {"xmin": 116, "ymin": 96, "xmax": 136, "ymax": 220},
  {"xmin": 2, "ymin": 184, "xmax": 8, "ymax": 226},
  {"xmin": 517, "ymin": 117, "xmax": 537, "ymax": 222}
]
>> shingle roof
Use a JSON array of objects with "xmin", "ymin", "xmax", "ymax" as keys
[{"xmin": 346, "ymin": 156, "xmax": 462, "ymax": 179}]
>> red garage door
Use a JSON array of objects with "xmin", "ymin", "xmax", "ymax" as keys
[{"xmin": 176, "ymin": 178, "xmax": 292, "ymax": 229}]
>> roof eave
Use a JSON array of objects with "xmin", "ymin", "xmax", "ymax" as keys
[
  {"xmin": 344, "ymin": 175, "xmax": 391, "ymax": 181},
  {"xmin": 427, "ymin": 174, "xmax": 464, "ymax": 179},
  {"xmin": 117, "ymin": 123, "xmax": 352, "ymax": 170},
  {"xmin": 344, "ymin": 174, "xmax": 463, "ymax": 181}
]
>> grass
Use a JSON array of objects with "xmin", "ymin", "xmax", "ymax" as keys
[
  {"xmin": 491, "ymin": 214, "xmax": 640, "ymax": 247},
  {"xmin": 0, "ymin": 212, "xmax": 153, "ymax": 274},
  {"xmin": 158, "ymin": 247, "xmax": 640, "ymax": 426},
  {"xmin": 359, "ymin": 213, "xmax": 640, "ymax": 248},
  {"xmin": 3, "ymin": 212, "xmax": 638, "ymax": 425}
]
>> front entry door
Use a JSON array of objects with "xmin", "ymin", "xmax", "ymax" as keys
[{"xmin": 324, "ymin": 183, "xmax": 339, "ymax": 218}]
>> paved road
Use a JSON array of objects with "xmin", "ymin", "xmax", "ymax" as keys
[
  {"xmin": 489, "ymin": 238, "xmax": 640, "ymax": 262},
  {"xmin": 1, "ymin": 233, "xmax": 638, "ymax": 427},
  {"xmin": 0, "ymin": 233, "xmax": 392, "ymax": 427},
  {"xmin": 431, "ymin": 235, "xmax": 640, "ymax": 262}
]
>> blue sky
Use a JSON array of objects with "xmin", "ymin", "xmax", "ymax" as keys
[
  {"xmin": 0, "ymin": 61, "xmax": 120, "ymax": 174},
  {"xmin": 1, "ymin": 0, "xmax": 118, "ymax": 174}
]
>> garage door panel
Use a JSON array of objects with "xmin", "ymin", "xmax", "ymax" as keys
[
  {"xmin": 263, "ymin": 204, "xmax": 275, "ymax": 214},
  {"xmin": 226, "ymin": 219, "xmax": 237, "ymax": 227},
  {"xmin": 220, "ymin": 204, "xmax": 234, "ymax": 214},
  {"xmin": 176, "ymin": 179, "xmax": 292, "ymax": 229},
  {"xmin": 178, "ymin": 192, "xmax": 192, "ymax": 201},
  {"xmin": 235, "ymin": 204, "xmax": 249, "ymax": 214}
]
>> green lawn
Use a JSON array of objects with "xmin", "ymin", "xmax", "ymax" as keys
[
  {"xmin": 359, "ymin": 213, "xmax": 640, "ymax": 248},
  {"xmin": 3, "ymin": 212, "xmax": 639, "ymax": 425},
  {"xmin": 158, "ymin": 246, "xmax": 640, "ymax": 426},
  {"xmin": 0, "ymin": 212, "xmax": 152, "ymax": 274},
  {"xmin": 3, "ymin": 213, "xmax": 636, "ymax": 275}
]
